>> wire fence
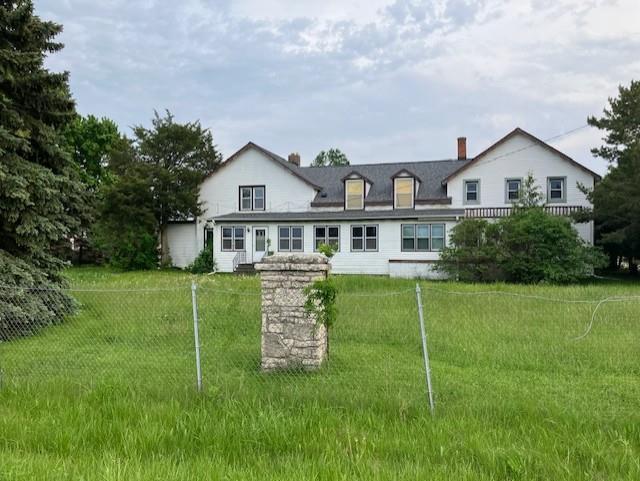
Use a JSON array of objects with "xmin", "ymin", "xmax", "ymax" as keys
[{"xmin": 1, "ymin": 281, "xmax": 639, "ymax": 415}]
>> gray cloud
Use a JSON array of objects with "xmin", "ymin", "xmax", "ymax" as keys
[{"xmin": 37, "ymin": 0, "xmax": 640, "ymax": 174}]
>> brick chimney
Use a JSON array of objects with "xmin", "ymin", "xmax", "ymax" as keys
[
  {"xmin": 288, "ymin": 152, "xmax": 301, "ymax": 166},
  {"xmin": 457, "ymin": 137, "xmax": 467, "ymax": 160}
]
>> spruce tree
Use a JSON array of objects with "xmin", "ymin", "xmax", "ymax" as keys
[{"xmin": 0, "ymin": 1, "xmax": 82, "ymax": 338}]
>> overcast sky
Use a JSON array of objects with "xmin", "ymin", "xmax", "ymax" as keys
[{"xmin": 38, "ymin": 0, "xmax": 640, "ymax": 174}]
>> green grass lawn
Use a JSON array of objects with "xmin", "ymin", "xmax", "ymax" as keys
[{"xmin": 1, "ymin": 267, "xmax": 639, "ymax": 480}]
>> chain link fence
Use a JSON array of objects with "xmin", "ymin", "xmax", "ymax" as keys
[{"xmin": 1, "ymin": 281, "xmax": 639, "ymax": 415}]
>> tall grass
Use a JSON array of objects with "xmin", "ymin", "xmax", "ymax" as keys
[{"xmin": 0, "ymin": 267, "xmax": 639, "ymax": 480}]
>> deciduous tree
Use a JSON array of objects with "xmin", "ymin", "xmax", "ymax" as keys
[{"xmin": 311, "ymin": 148, "xmax": 350, "ymax": 167}]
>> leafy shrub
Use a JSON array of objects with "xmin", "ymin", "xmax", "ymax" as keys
[
  {"xmin": 108, "ymin": 231, "xmax": 158, "ymax": 271},
  {"xmin": 0, "ymin": 251, "xmax": 76, "ymax": 341},
  {"xmin": 436, "ymin": 209, "xmax": 606, "ymax": 283},
  {"xmin": 304, "ymin": 277, "xmax": 338, "ymax": 328},
  {"xmin": 500, "ymin": 207, "xmax": 606, "ymax": 283},
  {"xmin": 187, "ymin": 247, "xmax": 217, "ymax": 274},
  {"xmin": 436, "ymin": 219, "xmax": 504, "ymax": 282},
  {"xmin": 317, "ymin": 243, "xmax": 336, "ymax": 258}
]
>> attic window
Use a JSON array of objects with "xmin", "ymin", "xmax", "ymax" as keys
[
  {"xmin": 394, "ymin": 177, "xmax": 414, "ymax": 209},
  {"xmin": 345, "ymin": 179, "xmax": 364, "ymax": 210}
]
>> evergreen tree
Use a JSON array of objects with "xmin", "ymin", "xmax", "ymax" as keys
[
  {"xmin": 0, "ymin": 0, "xmax": 82, "ymax": 338},
  {"xmin": 585, "ymin": 80, "xmax": 640, "ymax": 273},
  {"xmin": 311, "ymin": 148, "xmax": 350, "ymax": 167}
]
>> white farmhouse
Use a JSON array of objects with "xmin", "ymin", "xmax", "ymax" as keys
[{"xmin": 165, "ymin": 128, "xmax": 599, "ymax": 277}]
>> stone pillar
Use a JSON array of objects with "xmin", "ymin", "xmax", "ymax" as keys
[{"xmin": 255, "ymin": 253, "xmax": 330, "ymax": 371}]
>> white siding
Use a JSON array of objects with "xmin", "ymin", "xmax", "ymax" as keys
[
  {"xmin": 167, "ymin": 147, "xmax": 318, "ymax": 268},
  {"xmin": 199, "ymin": 148, "xmax": 317, "ymax": 218},
  {"xmin": 165, "ymin": 223, "xmax": 199, "ymax": 268},
  {"xmin": 446, "ymin": 131, "xmax": 596, "ymax": 244},
  {"xmin": 447, "ymin": 132, "xmax": 595, "ymax": 208},
  {"xmin": 213, "ymin": 220, "xmax": 455, "ymax": 276}
]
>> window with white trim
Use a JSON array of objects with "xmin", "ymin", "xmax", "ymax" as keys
[
  {"xmin": 314, "ymin": 225, "xmax": 340, "ymax": 251},
  {"xmin": 464, "ymin": 180, "xmax": 479, "ymax": 204},
  {"xmin": 351, "ymin": 225, "xmax": 377, "ymax": 251},
  {"xmin": 239, "ymin": 186, "xmax": 265, "ymax": 211},
  {"xmin": 221, "ymin": 226, "xmax": 245, "ymax": 251},
  {"xmin": 278, "ymin": 226, "xmax": 303, "ymax": 252},
  {"xmin": 345, "ymin": 179, "xmax": 364, "ymax": 210},
  {"xmin": 394, "ymin": 177, "xmax": 414, "ymax": 209},
  {"xmin": 505, "ymin": 178, "xmax": 521, "ymax": 202},
  {"xmin": 547, "ymin": 177, "xmax": 566, "ymax": 203},
  {"xmin": 431, "ymin": 224, "xmax": 445, "ymax": 251},
  {"xmin": 401, "ymin": 223, "xmax": 445, "ymax": 251}
]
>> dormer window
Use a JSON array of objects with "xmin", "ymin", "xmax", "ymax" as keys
[
  {"xmin": 239, "ymin": 186, "xmax": 265, "ymax": 211},
  {"xmin": 391, "ymin": 169, "xmax": 418, "ymax": 209},
  {"xmin": 345, "ymin": 179, "xmax": 364, "ymax": 210},
  {"xmin": 394, "ymin": 177, "xmax": 414, "ymax": 209}
]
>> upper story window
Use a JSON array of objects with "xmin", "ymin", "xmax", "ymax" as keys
[
  {"xmin": 345, "ymin": 179, "xmax": 364, "ymax": 210},
  {"xmin": 547, "ymin": 177, "xmax": 566, "ymax": 203},
  {"xmin": 464, "ymin": 180, "xmax": 480, "ymax": 204},
  {"xmin": 505, "ymin": 178, "xmax": 522, "ymax": 203},
  {"xmin": 239, "ymin": 186, "xmax": 265, "ymax": 211},
  {"xmin": 394, "ymin": 177, "xmax": 414, "ymax": 209}
]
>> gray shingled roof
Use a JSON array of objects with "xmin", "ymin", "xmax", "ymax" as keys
[
  {"xmin": 295, "ymin": 160, "xmax": 470, "ymax": 206},
  {"xmin": 212, "ymin": 208, "xmax": 464, "ymax": 222}
]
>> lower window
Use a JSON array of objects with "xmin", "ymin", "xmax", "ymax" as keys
[
  {"xmin": 221, "ymin": 225, "xmax": 245, "ymax": 251},
  {"xmin": 314, "ymin": 225, "xmax": 340, "ymax": 251},
  {"xmin": 401, "ymin": 223, "xmax": 445, "ymax": 251},
  {"xmin": 278, "ymin": 226, "xmax": 304, "ymax": 252},
  {"xmin": 351, "ymin": 225, "xmax": 377, "ymax": 252}
]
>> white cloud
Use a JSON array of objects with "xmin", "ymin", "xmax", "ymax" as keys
[
  {"xmin": 228, "ymin": 0, "xmax": 395, "ymax": 24},
  {"xmin": 35, "ymin": 0, "xmax": 638, "ymax": 175}
]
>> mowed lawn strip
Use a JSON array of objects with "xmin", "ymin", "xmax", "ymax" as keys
[{"xmin": 0, "ymin": 267, "xmax": 639, "ymax": 480}]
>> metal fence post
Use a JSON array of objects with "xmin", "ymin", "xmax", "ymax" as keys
[
  {"xmin": 415, "ymin": 283, "xmax": 435, "ymax": 415},
  {"xmin": 191, "ymin": 281, "xmax": 203, "ymax": 392}
]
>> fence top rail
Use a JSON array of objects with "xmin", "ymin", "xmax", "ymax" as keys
[
  {"xmin": 0, "ymin": 285, "xmax": 191, "ymax": 293},
  {"xmin": 1, "ymin": 283, "xmax": 639, "ymax": 306},
  {"xmin": 420, "ymin": 285, "xmax": 640, "ymax": 305}
]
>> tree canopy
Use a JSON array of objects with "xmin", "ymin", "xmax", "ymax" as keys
[
  {"xmin": 0, "ymin": 0, "xmax": 81, "ymax": 338},
  {"xmin": 585, "ymin": 80, "xmax": 640, "ymax": 273},
  {"xmin": 95, "ymin": 111, "xmax": 223, "ymax": 268},
  {"xmin": 63, "ymin": 114, "xmax": 121, "ymax": 188},
  {"xmin": 311, "ymin": 148, "xmax": 350, "ymax": 167}
]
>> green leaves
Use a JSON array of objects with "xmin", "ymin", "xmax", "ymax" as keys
[
  {"xmin": 311, "ymin": 148, "xmax": 350, "ymax": 167},
  {"xmin": 0, "ymin": 1, "xmax": 79, "ymax": 337},
  {"xmin": 436, "ymin": 210, "xmax": 606, "ymax": 283},
  {"xmin": 587, "ymin": 79, "xmax": 640, "ymax": 272},
  {"xmin": 304, "ymin": 277, "xmax": 338, "ymax": 328}
]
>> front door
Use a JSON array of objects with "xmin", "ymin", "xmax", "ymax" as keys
[{"xmin": 254, "ymin": 228, "xmax": 267, "ymax": 262}]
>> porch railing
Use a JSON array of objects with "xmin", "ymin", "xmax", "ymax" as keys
[
  {"xmin": 465, "ymin": 205, "xmax": 588, "ymax": 218},
  {"xmin": 232, "ymin": 251, "xmax": 247, "ymax": 271}
]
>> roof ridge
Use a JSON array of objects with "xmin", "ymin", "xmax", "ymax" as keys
[{"xmin": 301, "ymin": 158, "xmax": 468, "ymax": 170}]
